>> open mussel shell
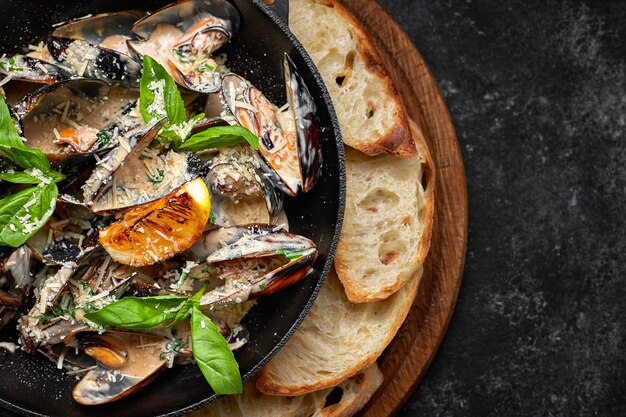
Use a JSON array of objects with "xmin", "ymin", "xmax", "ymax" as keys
[
  {"xmin": 51, "ymin": 10, "xmax": 146, "ymax": 57},
  {"xmin": 48, "ymin": 38, "xmax": 141, "ymax": 88},
  {"xmin": 132, "ymin": 0, "xmax": 241, "ymax": 42},
  {"xmin": 16, "ymin": 79, "xmax": 138, "ymax": 165},
  {"xmin": 204, "ymin": 145, "xmax": 284, "ymax": 227},
  {"xmin": 82, "ymin": 118, "xmax": 166, "ymax": 209},
  {"xmin": 283, "ymin": 54, "xmax": 323, "ymax": 192},
  {"xmin": 0, "ymin": 55, "xmax": 68, "ymax": 84},
  {"xmin": 193, "ymin": 226, "xmax": 318, "ymax": 306},
  {"xmin": 128, "ymin": 0, "xmax": 240, "ymax": 93},
  {"xmin": 72, "ymin": 332, "xmax": 169, "ymax": 406},
  {"xmin": 87, "ymin": 121, "xmax": 203, "ymax": 214},
  {"xmin": 0, "ymin": 247, "xmax": 33, "ymax": 330},
  {"xmin": 221, "ymin": 73, "xmax": 302, "ymax": 196},
  {"xmin": 71, "ymin": 250, "xmax": 136, "ymax": 298},
  {"xmin": 26, "ymin": 203, "xmax": 101, "ymax": 265}
]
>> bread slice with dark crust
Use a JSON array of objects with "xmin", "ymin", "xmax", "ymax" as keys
[
  {"xmin": 334, "ymin": 120, "xmax": 435, "ymax": 302},
  {"xmin": 192, "ymin": 364, "xmax": 383, "ymax": 417},
  {"xmin": 290, "ymin": 0, "xmax": 417, "ymax": 158},
  {"xmin": 255, "ymin": 268, "xmax": 419, "ymax": 396}
]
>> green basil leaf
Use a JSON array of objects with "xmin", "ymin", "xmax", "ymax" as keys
[
  {"xmin": 180, "ymin": 126, "xmax": 260, "ymax": 152},
  {"xmin": 0, "ymin": 171, "xmax": 41, "ymax": 184},
  {"xmin": 84, "ymin": 295, "xmax": 188, "ymax": 329},
  {"xmin": 0, "ymin": 144, "xmax": 52, "ymax": 173},
  {"xmin": 191, "ymin": 306, "xmax": 242, "ymax": 395},
  {"xmin": 168, "ymin": 285, "xmax": 206, "ymax": 328},
  {"xmin": 0, "ymin": 182, "xmax": 57, "ymax": 247},
  {"xmin": 140, "ymin": 55, "xmax": 186, "ymax": 126},
  {"xmin": 0, "ymin": 96, "xmax": 25, "ymax": 149}
]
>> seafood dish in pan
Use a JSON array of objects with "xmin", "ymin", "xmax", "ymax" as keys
[{"xmin": 0, "ymin": 0, "xmax": 323, "ymax": 405}]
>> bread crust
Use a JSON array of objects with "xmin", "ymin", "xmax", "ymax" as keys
[
  {"xmin": 294, "ymin": 0, "xmax": 417, "ymax": 158},
  {"xmin": 409, "ymin": 118, "xmax": 436, "ymax": 265},
  {"xmin": 255, "ymin": 270, "xmax": 419, "ymax": 396},
  {"xmin": 334, "ymin": 120, "xmax": 435, "ymax": 303}
]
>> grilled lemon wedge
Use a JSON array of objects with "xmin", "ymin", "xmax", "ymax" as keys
[{"xmin": 99, "ymin": 178, "xmax": 211, "ymax": 267}]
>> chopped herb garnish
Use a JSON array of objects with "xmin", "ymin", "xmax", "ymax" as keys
[
  {"xmin": 258, "ymin": 283, "xmax": 267, "ymax": 292},
  {"xmin": 276, "ymin": 250, "xmax": 306, "ymax": 260},
  {"xmin": 96, "ymin": 130, "xmax": 110, "ymax": 147},
  {"xmin": 208, "ymin": 212, "xmax": 216, "ymax": 225},
  {"xmin": 6, "ymin": 55, "xmax": 23, "ymax": 72},
  {"xmin": 176, "ymin": 270, "xmax": 189, "ymax": 289},
  {"xmin": 173, "ymin": 49, "xmax": 191, "ymax": 64},
  {"xmin": 196, "ymin": 63, "xmax": 217, "ymax": 74},
  {"xmin": 148, "ymin": 168, "xmax": 165, "ymax": 185}
]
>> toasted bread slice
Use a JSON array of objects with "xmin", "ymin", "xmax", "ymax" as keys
[
  {"xmin": 290, "ymin": 0, "xmax": 417, "ymax": 158},
  {"xmin": 334, "ymin": 121, "xmax": 435, "ymax": 302},
  {"xmin": 192, "ymin": 364, "xmax": 383, "ymax": 417},
  {"xmin": 255, "ymin": 269, "xmax": 418, "ymax": 396}
]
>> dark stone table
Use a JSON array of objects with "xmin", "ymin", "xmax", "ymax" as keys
[{"xmin": 376, "ymin": 1, "xmax": 626, "ymax": 416}]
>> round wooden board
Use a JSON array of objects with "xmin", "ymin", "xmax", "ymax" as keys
[{"xmin": 331, "ymin": 1, "xmax": 469, "ymax": 416}]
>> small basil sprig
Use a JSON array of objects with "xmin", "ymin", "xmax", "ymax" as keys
[
  {"xmin": 84, "ymin": 287, "xmax": 242, "ymax": 395},
  {"xmin": 0, "ymin": 95, "xmax": 65, "ymax": 247},
  {"xmin": 139, "ymin": 54, "xmax": 260, "ymax": 151}
]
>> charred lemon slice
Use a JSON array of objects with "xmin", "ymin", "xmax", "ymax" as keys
[{"xmin": 99, "ymin": 178, "xmax": 210, "ymax": 266}]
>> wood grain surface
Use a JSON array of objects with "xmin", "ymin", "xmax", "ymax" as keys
[{"xmin": 331, "ymin": 1, "xmax": 469, "ymax": 415}]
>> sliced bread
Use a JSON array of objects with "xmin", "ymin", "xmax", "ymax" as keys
[
  {"xmin": 333, "ymin": 120, "xmax": 435, "ymax": 303},
  {"xmin": 290, "ymin": 0, "xmax": 417, "ymax": 158},
  {"xmin": 255, "ymin": 268, "xmax": 419, "ymax": 396},
  {"xmin": 193, "ymin": 364, "xmax": 383, "ymax": 417}
]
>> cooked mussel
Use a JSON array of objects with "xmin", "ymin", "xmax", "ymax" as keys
[
  {"xmin": 189, "ymin": 226, "xmax": 317, "ymax": 306},
  {"xmin": 221, "ymin": 58, "xmax": 322, "ymax": 195},
  {"xmin": 205, "ymin": 144, "xmax": 283, "ymax": 227},
  {"xmin": 48, "ymin": 11, "xmax": 145, "ymax": 87},
  {"xmin": 0, "ymin": 247, "xmax": 34, "ymax": 330},
  {"xmin": 16, "ymin": 79, "xmax": 139, "ymax": 165},
  {"xmin": 26, "ymin": 203, "xmax": 101, "ymax": 265},
  {"xmin": 0, "ymin": 55, "xmax": 68, "ymax": 84},
  {"xmin": 90, "ymin": 141, "xmax": 202, "ymax": 214},
  {"xmin": 51, "ymin": 11, "xmax": 146, "ymax": 57},
  {"xmin": 283, "ymin": 54, "xmax": 322, "ymax": 192},
  {"xmin": 82, "ymin": 118, "xmax": 166, "ymax": 209},
  {"xmin": 71, "ymin": 332, "xmax": 168, "ymax": 405},
  {"xmin": 128, "ymin": 0, "xmax": 240, "ymax": 93}
]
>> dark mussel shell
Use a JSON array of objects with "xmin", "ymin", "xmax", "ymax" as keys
[
  {"xmin": 48, "ymin": 39, "xmax": 141, "ymax": 88},
  {"xmin": 0, "ymin": 55, "xmax": 68, "ymax": 84},
  {"xmin": 204, "ymin": 146, "xmax": 284, "ymax": 227},
  {"xmin": 16, "ymin": 79, "xmax": 138, "ymax": 168},
  {"xmin": 128, "ymin": 0, "xmax": 240, "ymax": 93},
  {"xmin": 131, "ymin": 0, "xmax": 239, "ymax": 45},
  {"xmin": 283, "ymin": 54, "xmax": 323, "ymax": 193},
  {"xmin": 51, "ymin": 11, "xmax": 146, "ymax": 53},
  {"xmin": 86, "ymin": 120, "xmax": 204, "ymax": 214},
  {"xmin": 192, "ymin": 226, "xmax": 318, "ymax": 306},
  {"xmin": 82, "ymin": 118, "xmax": 166, "ymax": 208},
  {"xmin": 72, "ymin": 332, "xmax": 169, "ymax": 406}
]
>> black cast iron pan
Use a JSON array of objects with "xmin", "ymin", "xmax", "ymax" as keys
[{"xmin": 0, "ymin": 1, "xmax": 345, "ymax": 415}]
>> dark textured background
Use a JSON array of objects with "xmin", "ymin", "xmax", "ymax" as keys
[{"xmin": 375, "ymin": 1, "xmax": 626, "ymax": 416}]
